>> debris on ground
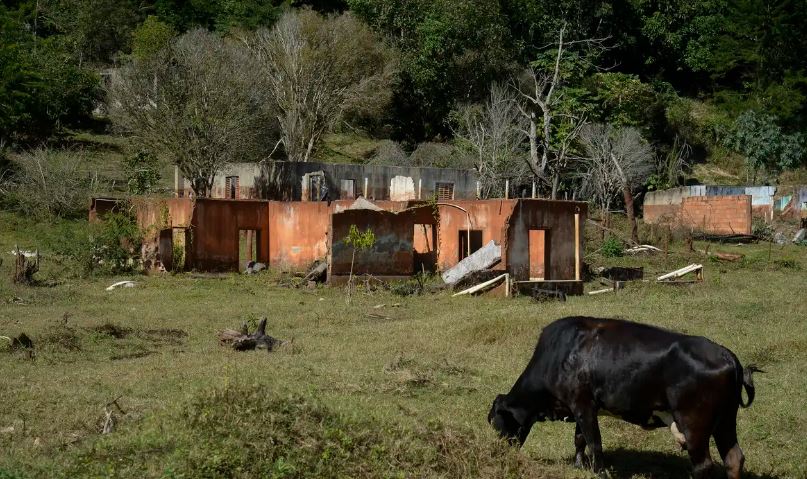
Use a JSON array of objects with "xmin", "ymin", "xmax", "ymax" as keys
[
  {"xmin": 106, "ymin": 281, "xmax": 136, "ymax": 291},
  {"xmin": 794, "ymin": 228, "xmax": 806, "ymax": 244},
  {"xmin": 218, "ymin": 317, "xmax": 284, "ymax": 352},
  {"xmin": 101, "ymin": 396, "xmax": 126, "ymax": 434},
  {"xmin": 697, "ymin": 247, "xmax": 744, "ymax": 262},
  {"xmin": 452, "ymin": 273, "xmax": 509, "ymax": 297},
  {"xmin": 452, "ymin": 270, "xmax": 503, "ymax": 292},
  {"xmin": 694, "ymin": 233, "xmax": 756, "ymax": 244},
  {"xmin": 530, "ymin": 287, "xmax": 566, "ymax": 302},
  {"xmin": 244, "ymin": 261, "xmax": 267, "ymax": 274},
  {"xmin": 657, "ymin": 264, "xmax": 704, "ymax": 283},
  {"xmin": 625, "ymin": 245, "xmax": 661, "ymax": 255},
  {"xmin": 302, "ymin": 260, "xmax": 327, "ymax": 283},
  {"xmin": 588, "ymin": 280, "xmax": 626, "ymax": 295},
  {"xmin": 598, "ymin": 266, "xmax": 644, "ymax": 282},
  {"xmin": 441, "ymin": 240, "xmax": 501, "ymax": 286},
  {"xmin": 0, "ymin": 333, "xmax": 33, "ymax": 349}
]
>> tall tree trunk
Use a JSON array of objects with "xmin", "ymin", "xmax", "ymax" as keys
[
  {"xmin": 528, "ymin": 115, "xmax": 539, "ymax": 175},
  {"xmin": 551, "ymin": 174, "xmax": 559, "ymax": 200},
  {"xmin": 623, "ymin": 184, "xmax": 638, "ymax": 244}
]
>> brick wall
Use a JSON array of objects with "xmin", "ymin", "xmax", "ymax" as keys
[{"xmin": 680, "ymin": 195, "xmax": 751, "ymax": 235}]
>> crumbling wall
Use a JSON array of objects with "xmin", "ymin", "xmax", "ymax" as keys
[
  {"xmin": 506, "ymin": 200, "xmax": 586, "ymax": 282},
  {"xmin": 182, "ymin": 161, "xmax": 479, "ymax": 201},
  {"xmin": 680, "ymin": 195, "xmax": 752, "ymax": 235},
  {"xmin": 188, "ymin": 199, "xmax": 269, "ymax": 271},
  {"xmin": 644, "ymin": 185, "xmax": 773, "ymax": 224},
  {"xmin": 267, "ymin": 201, "xmax": 333, "ymax": 271},
  {"xmin": 435, "ymin": 200, "xmax": 515, "ymax": 272},
  {"xmin": 328, "ymin": 208, "xmax": 417, "ymax": 278}
]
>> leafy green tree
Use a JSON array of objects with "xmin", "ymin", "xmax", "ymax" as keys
[
  {"xmin": 348, "ymin": 0, "xmax": 513, "ymax": 142},
  {"xmin": 124, "ymin": 150, "xmax": 163, "ymax": 195},
  {"xmin": 724, "ymin": 110, "xmax": 805, "ymax": 181},
  {"xmin": 154, "ymin": 0, "xmax": 285, "ymax": 32},
  {"xmin": 0, "ymin": 5, "xmax": 98, "ymax": 143},
  {"xmin": 131, "ymin": 16, "xmax": 177, "ymax": 61}
]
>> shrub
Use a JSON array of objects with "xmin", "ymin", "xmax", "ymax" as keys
[
  {"xmin": 123, "ymin": 150, "xmax": 162, "ymax": 195},
  {"xmin": 601, "ymin": 236, "xmax": 624, "ymax": 257},
  {"xmin": 48, "ymin": 212, "xmax": 142, "ymax": 277},
  {"xmin": 63, "ymin": 384, "xmax": 538, "ymax": 478},
  {"xmin": 2, "ymin": 148, "xmax": 100, "ymax": 219}
]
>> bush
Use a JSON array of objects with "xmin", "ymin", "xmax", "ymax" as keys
[
  {"xmin": 48, "ymin": 212, "xmax": 142, "ymax": 277},
  {"xmin": 601, "ymin": 236, "xmax": 624, "ymax": 257},
  {"xmin": 63, "ymin": 384, "xmax": 537, "ymax": 478},
  {"xmin": 123, "ymin": 150, "xmax": 162, "ymax": 195},
  {"xmin": 2, "ymin": 148, "xmax": 100, "ymax": 219}
]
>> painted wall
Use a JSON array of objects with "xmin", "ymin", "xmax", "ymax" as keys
[
  {"xmin": 435, "ymin": 200, "xmax": 516, "ymax": 272},
  {"xmin": 329, "ymin": 209, "xmax": 419, "ymax": 277},
  {"xmin": 187, "ymin": 199, "xmax": 270, "ymax": 271},
  {"xmin": 267, "ymin": 201, "xmax": 332, "ymax": 270}
]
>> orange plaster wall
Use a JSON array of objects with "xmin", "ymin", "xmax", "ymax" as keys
[{"xmin": 435, "ymin": 200, "xmax": 516, "ymax": 272}]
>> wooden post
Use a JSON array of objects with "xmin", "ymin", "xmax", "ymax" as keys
[
  {"xmin": 476, "ymin": 181, "xmax": 481, "ymax": 199},
  {"xmin": 363, "ymin": 177, "xmax": 368, "ymax": 197},
  {"xmin": 418, "ymin": 178, "xmax": 422, "ymax": 200},
  {"xmin": 531, "ymin": 180, "xmax": 536, "ymax": 198},
  {"xmin": 505, "ymin": 179, "xmax": 509, "ymax": 199},
  {"xmin": 574, "ymin": 213, "xmax": 580, "ymax": 281}
]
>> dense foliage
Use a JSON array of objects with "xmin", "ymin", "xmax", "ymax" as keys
[{"xmin": 2, "ymin": 0, "xmax": 806, "ymax": 203}]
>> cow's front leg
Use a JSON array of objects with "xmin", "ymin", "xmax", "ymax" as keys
[
  {"xmin": 573, "ymin": 423, "xmax": 589, "ymax": 468},
  {"xmin": 574, "ymin": 407, "xmax": 603, "ymax": 472}
]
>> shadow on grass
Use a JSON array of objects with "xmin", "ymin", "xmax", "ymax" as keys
[{"xmin": 600, "ymin": 448, "xmax": 783, "ymax": 479}]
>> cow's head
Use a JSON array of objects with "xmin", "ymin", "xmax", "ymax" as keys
[{"xmin": 487, "ymin": 393, "xmax": 533, "ymax": 446}]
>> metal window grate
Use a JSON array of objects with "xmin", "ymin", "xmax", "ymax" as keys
[
  {"xmin": 225, "ymin": 176, "xmax": 239, "ymax": 199},
  {"xmin": 436, "ymin": 182, "xmax": 454, "ymax": 200}
]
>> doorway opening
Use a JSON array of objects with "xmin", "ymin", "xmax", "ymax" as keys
[
  {"xmin": 239, "ymin": 229, "xmax": 260, "ymax": 271},
  {"xmin": 414, "ymin": 223, "xmax": 437, "ymax": 272},
  {"xmin": 529, "ymin": 229, "xmax": 549, "ymax": 280}
]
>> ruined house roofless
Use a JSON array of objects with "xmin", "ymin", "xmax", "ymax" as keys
[
  {"xmin": 175, "ymin": 161, "xmax": 480, "ymax": 202},
  {"xmin": 98, "ymin": 197, "xmax": 587, "ymax": 295}
]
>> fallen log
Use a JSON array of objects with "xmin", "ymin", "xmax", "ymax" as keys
[{"xmin": 218, "ymin": 318, "xmax": 283, "ymax": 352}]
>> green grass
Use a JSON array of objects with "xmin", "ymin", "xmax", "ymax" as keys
[{"xmin": 1, "ymin": 212, "xmax": 806, "ymax": 478}]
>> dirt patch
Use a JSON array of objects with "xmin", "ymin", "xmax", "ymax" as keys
[
  {"xmin": 110, "ymin": 351, "xmax": 156, "ymax": 361},
  {"xmin": 93, "ymin": 323, "xmax": 132, "ymax": 339}
]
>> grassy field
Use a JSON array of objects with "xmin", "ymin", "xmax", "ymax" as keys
[{"xmin": 1, "ymin": 212, "xmax": 806, "ymax": 478}]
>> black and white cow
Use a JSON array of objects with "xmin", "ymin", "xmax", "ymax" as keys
[{"xmin": 488, "ymin": 316, "xmax": 759, "ymax": 479}]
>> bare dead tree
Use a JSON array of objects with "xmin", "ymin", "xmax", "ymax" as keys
[
  {"xmin": 658, "ymin": 135, "xmax": 692, "ymax": 187},
  {"xmin": 253, "ymin": 10, "xmax": 397, "ymax": 162},
  {"xmin": 108, "ymin": 30, "xmax": 268, "ymax": 198},
  {"xmin": 451, "ymin": 83, "xmax": 529, "ymax": 198},
  {"xmin": 579, "ymin": 124, "xmax": 654, "ymax": 242},
  {"xmin": 512, "ymin": 23, "xmax": 606, "ymax": 199}
]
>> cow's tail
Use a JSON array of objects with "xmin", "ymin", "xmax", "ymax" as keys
[{"xmin": 739, "ymin": 363, "xmax": 763, "ymax": 408}]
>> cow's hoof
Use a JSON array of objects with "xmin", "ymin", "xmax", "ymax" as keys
[{"xmin": 574, "ymin": 453, "xmax": 590, "ymax": 469}]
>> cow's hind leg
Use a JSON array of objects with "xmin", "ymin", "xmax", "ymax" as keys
[
  {"xmin": 573, "ymin": 423, "xmax": 589, "ymax": 468},
  {"xmin": 674, "ymin": 410, "xmax": 715, "ymax": 479},
  {"xmin": 714, "ymin": 412, "xmax": 745, "ymax": 479},
  {"xmin": 573, "ymin": 407, "xmax": 603, "ymax": 472}
]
